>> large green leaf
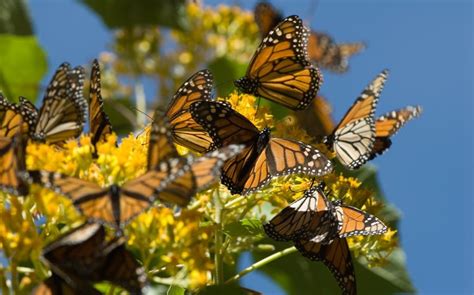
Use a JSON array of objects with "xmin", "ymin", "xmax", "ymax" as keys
[
  {"xmin": 223, "ymin": 218, "xmax": 264, "ymax": 239},
  {"xmin": 0, "ymin": 34, "xmax": 47, "ymax": 102},
  {"xmin": 250, "ymin": 238, "xmax": 415, "ymax": 294},
  {"xmin": 208, "ymin": 56, "xmax": 247, "ymax": 97},
  {"xmin": 79, "ymin": 0, "xmax": 186, "ymax": 30},
  {"xmin": 103, "ymin": 97, "xmax": 137, "ymax": 136},
  {"xmin": 0, "ymin": 0, "xmax": 33, "ymax": 35}
]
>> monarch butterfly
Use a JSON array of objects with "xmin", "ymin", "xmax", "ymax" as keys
[
  {"xmin": 235, "ymin": 15, "xmax": 322, "ymax": 110},
  {"xmin": 254, "ymin": 2, "xmax": 365, "ymax": 73},
  {"xmin": 265, "ymin": 181, "xmax": 387, "ymax": 294},
  {"xmin": 0, "ymin": 133, "xmax": 28, "ymax": 196},
  {"xmin": 24, "ymin": 62, "xmax": 87, "ymax": 144},
  {"xmin": 0, "ymin": 94, "xmax": 31, "ymax": 138},
  {"xmin": 370, "ymin": 105, "xmax": 422, "ymax": 160},
  {"xmin": 89, "ymin": 59, "xmax": 113, "ymax": 153},
  {"xmin": 190, "ymin": 101, "xmax": 333, "ymax": 195},
  {"xmin": 324, "ymin": 70, "xmax": 388, "ymax": 169},
  {"xmin": 166, "ymin": 70, "xmax": 217, "ymax": 153},
  {"xmin": 30, "ymin": 116, "xmax": 242, "ymax": 227},
  {"xmin": 297, "ymin": 95, "xmax": 336, "ymax": 139},
  {"xmin": 42, "ymin": 222, "xmax": 146, "ymax": 294},
  {"xmin": 263, "ymin": 181, "xmax": 337, "ymax": 241}
]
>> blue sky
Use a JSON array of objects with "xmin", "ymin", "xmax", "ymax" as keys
[{"xmin": 29, "ymin": 0, "xmax": 473, "ymax": 294}]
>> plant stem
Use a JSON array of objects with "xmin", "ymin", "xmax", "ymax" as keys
[
  {"xmin": 214, "ymin": 190, "xmax": 224, "ymax": 284},
  {"xmin": 134, "ymin": 77, "xmax": 146, "ymax": 127},
  {"xmin": 225, "ymin": 246, "xmax": 297, "ymax": 284}
]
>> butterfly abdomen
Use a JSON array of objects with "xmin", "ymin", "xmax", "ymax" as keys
[{"xmin": 257, "ymin": 128, "xmax": 271, "ymax": 153}]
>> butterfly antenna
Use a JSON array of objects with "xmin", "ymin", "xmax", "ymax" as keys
[{"xmin": 133, "ymin": 106, "xmax": 153, "ymax": 121}]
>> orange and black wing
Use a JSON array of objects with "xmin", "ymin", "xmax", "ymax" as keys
[
  {"xmin": 0, "ymin": 134, "xmax": 29, "ymax": 196},
  {"xmin": 190, "ymin": 100, "xmax": 260, "ymax": 148},
  {"xmin": 30, "ymin": 63, "xmax": 87, "ymax": 144},
  {"xmin": 370, "ymin": 105, "xmax": 422, "ymax": 159},
  {"xmin": 254, "ymin": 1, "xmax": 283, "ymax": 37},
  {"xmin": 326, "ymin": 70, "xmax": 387, "ymax": 169},
  {"xmin": 147, "ymin": 114, "xmax": 179, "ymax": 170},
  {"xmin": 0, "ymin": 95, "xmax": 30, "ymax": 138},
  {"xmin": 241, "ymin": 137, "xmax": 333, "ymax": 195},
  {"xmin": 100, "ymin": 239, "xmax": 146, "ymax": 293},
  {"xmin": 264, "ymin": 182, "xmax": 323, "ymax": 241},
  {"xmin": 89, "ymin": 59, "xmax": 113, "ymax": 151},
  {"xmin": 156, "ymin": 145, "xmax": 243, "ymax": 206},
  {"xmin": 335, "ymin": 205, "xmax": 387, "ymax": 238},
  {"xmin": 166, "ymin": 70, "xmax": 215, "ymax": 153},
  {"xmin": 295, "ymin": 238, "xmax": 356, "ymax": 295},
  {"xmin": 235, "ymin": 15, "xmax": 322, "ymax": 110},
  {"xmin": 308, "ymin": 32, "xmax": 365, "ymax": 73}
]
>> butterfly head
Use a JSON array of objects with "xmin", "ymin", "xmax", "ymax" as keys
[{"xmin": 234, "ymin": 77, "xmax": 258, "ymax": 95}]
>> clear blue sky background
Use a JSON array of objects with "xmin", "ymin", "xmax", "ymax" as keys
[{"xmin": 29, "ymin": 0, "xmax": 473, "ymax": 294}]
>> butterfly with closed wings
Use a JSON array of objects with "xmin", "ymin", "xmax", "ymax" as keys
[
  {"xmin": 165, "ymin": 69, "xmax": 218, "ymax": 153},
  {"xmin": 190, "ymin": 100, "xmax": 333, "ymax": 195},
  {"xmin": 29, "ymin": 114, "xmax": 242, "ymax": 227},
  {"xmin": 235, "ymin": 15, "xmax": 322, "ymax": 110},
  {"xmin": 89, "ymin": 59, "xmax": 114, "ymax": 155},
  {"xmin": 0, "ymin": 132, "xmax": 29, "ymax": 196}
]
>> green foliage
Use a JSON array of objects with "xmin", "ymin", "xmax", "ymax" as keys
[
  {"xmin": 251, "ymin": 238, "xmax": 415, "ymax": 294},
  {"xmin": 80, "ymin": 0, "xmax": 186, "ymax": 30},
  {"xmin": 0, "ymin": 34, "xmax": 47, "ymax": 101},
  {"xmin": 208, "ymin": 57, "xmax": 247, "ymax": 97},
  {"xmin": 167, "ymin": 285, "xmax": 186, "ymax": 295},
  {"xmin": 0, "ymin": 0, "xmax": 33, "ymax": 35},
  {"xmin": 223, "ymin": 218, "xmax": 265, "ymax": 239}
]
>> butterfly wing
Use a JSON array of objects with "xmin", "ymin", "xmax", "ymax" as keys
[
  {"xmin": 308, "ymin": 32, "xmax": 365, "ymax": 73},
  {"xmin": 31, "ymin": 63, "xmax": 87, "ymax": 144},
  {"xmin": 371, "ymin": 105, "xmax": 422, "ymax": 159},
  {"xmin": 0, "ymin": 95, "xmax": 30, "ymax": 138},
  {"xmin": 328, "ymin": 70, "xmax": 388, "ymax": 169},
  {"xmin": 264, "ymin": 185, "xmax": 321, "ymax": 241},
  {"xmin": 166, "ymin": 70, "xmax": 215, "ymax": 153},
  {"xmin": 294, "ymin": 238, "xmax": 356, "ymax": 295},
  {"xmin": 156, "ymin": 145, "xmax": 243, "ymax": 206},
  {"xmin": 89, "ymin": 59, "xmax": 113, "ymax": 150},
  {"xmin": 147, "ymin": 114, "xmax": 179, "ymax": 170},
  {"xmin": 336, "ymin": 205, "xmax": 388, "ymax": 238},
  {"xmin": 254, "ymin": 1, "xmax": 283, "ymax": 37},
  {"xmin": 0, "ymin": 134, "xmax": 29, "ymax": 196},
  {"xmin": 190, "ymin": 100, "xmax": 260, "ymax": 147},
  {"xmin": 241, "ymin": 137, "xmax": 333, "ymax": 195},
  {"xmin": 235, "ymin": 15, "xmax": 322, "ymax": 110},
  {"xmin": 100, "ymin": 239, "xmax": 146, "ymax": 293}
]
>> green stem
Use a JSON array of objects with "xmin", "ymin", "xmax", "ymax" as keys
[
  {"xmin": 214, "ymin": 190, "xmax": 224, "ymax": 285},
  {"xmin": 225, "ymin": 246, "xmax": 297, "ymax": 284},
  {"xmin": 11, "ymin": 259, "xmax": 19, "ymax": 294}
]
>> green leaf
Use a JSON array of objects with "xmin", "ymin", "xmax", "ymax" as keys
[
  {"xmin": 0, "ymin": 0, "xmax": 33, "ymax": 35},
  {"xmin": 223, "ymin": 218, "xmax": 264, "ymax": 239},
  {"xmin": 79, "ymin": 0, "xmax": 186, "ymax": 30},
  {"xmin": 103, "ymin": 97, "xmax": 137, "ymax": 136},
  {"xmin": 167, "ymin": 285, "xmax": 185, "ymax": 295},
  {"xmin": 208, "ymin": 56, "xmax": 247, "ymax": 97},
  {"xmin": 0, "ymin": 34, "xmax": 47, "ymax": 102},
  {"xmin": 250, "ymin": 238, "xmax": 415, "ymax": 294}
]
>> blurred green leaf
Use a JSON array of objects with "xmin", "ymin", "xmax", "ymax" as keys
[
  {"xmin": 167, "ymin": 285, "xmax": 185, "ymax": 295},
  {"xmin": 208, "ymin": 56, "xmax": 247, "ymax": 97},
  {"xmin": 223, "ymin": 218, "xmax": 264, "ymax": 239},
  {"xmin": 0, "ymin": 34, "xmax": 46, "ymax": 102},
  {"xmin": 103, "ymin": 97, "xmax": 137, "ymax": 136},
  {"xmin": 250, "ymin": 238, "xmax": 415, "ymax": 294},
  {"xmin": 79, "ymin": 0, "xmax": 186, "ymax": 30},
  {"xmin": 0, "ymin": 0, "xmax": 33, "ymax": 35}
]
